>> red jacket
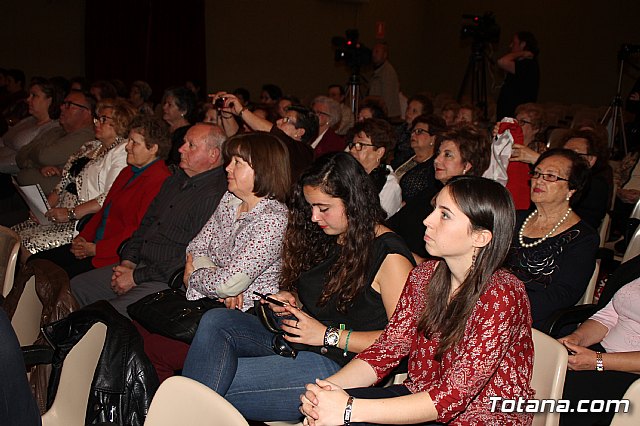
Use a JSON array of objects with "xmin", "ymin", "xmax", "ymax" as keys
[{"xmin": 79, "ymin": 160, "xmax": 170, "ymax": 268}]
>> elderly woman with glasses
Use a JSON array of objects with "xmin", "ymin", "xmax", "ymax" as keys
[
  {"xmin": 394, "ymin": 114, "xmax": 447, "ymax": 203},
  {"xmin": 347, "ymin": 118, "xmax": 402, "ymax": 218},
  {"xmin": 14, "ymin": 98, "xmax": 137, "ymax": 257},
  {"xmin": 505, "ymin": 148, "xmax": 599, "ymax": 330}
]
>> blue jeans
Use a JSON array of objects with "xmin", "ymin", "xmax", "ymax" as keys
[{"xmin": 182, "ymin": 308, "xmax": 341, "ymax": 421}]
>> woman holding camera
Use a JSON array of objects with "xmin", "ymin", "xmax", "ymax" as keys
[{"xmin": 182, "ymin": 152, "xmax": 415, "ymax": 421}]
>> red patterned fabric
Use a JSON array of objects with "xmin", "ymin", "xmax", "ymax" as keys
[{"xmin": 356, "ymin": 260, "xmax": 535, "ymax": 425}]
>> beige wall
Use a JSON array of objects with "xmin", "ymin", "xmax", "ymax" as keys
[
  {"xmin": 204, "ymin": 0, "xmax": 640, "ymax": 107},
  {"xmin": 2, "ymin": 1, "xmax": 639, "ymax": 108},
  {"xmin": 0, "ymin": 0, "xmax": 85, "ymax": 81}
]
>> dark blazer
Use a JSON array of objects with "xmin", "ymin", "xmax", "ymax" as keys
[{"xmin": 313, "ymin": 128, "xmax": 346, "ymax": 158}]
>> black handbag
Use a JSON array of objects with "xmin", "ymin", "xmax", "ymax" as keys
[{"xmin": 127, "ymin": 288, "xmax": 224, "ymax": 344}]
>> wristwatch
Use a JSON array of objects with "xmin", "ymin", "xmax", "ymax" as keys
[{"xmin": 324, "ymin": 326, "xmax": 341, "ymax": 347}]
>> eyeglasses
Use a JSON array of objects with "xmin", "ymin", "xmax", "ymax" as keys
[
  {"xmin": 61, "ymin": 100, "xmax": 90, "ymax": 111},
  {"xmin": 348, "ymin": 141, "xmax": 376, "ymax": 151},
  {"xmin": 410, "ymin": 128, "xmax": 432, "ymax": 136},
  {"xmin": 93, "ymin": 115, "xmax": 113, "ymax": 125},
  {"xmin": 530, "ymin": 171, "xmax": 569, "ymax": 182},
  {"xmin": 281, "ymin": 116, "xmax": 296, "ymax": 125}
]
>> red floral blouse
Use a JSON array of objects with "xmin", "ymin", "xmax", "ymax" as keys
[{"xmin": 356, "ymin": 260, "xmax": 535, "ymax": 425}]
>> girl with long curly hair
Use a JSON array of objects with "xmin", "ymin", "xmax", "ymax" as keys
[
  {"xmin": 181, "ymin": 152, "xmax": 415, "ymax": 421},
  {"xmin": 301, "ymin": 176, "xmax": 535, "ymax": 426}
]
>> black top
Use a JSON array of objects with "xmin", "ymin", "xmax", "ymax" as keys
[
  {"xmin": 167, "ymin": 124, "xmax": 192, "ymax": 166},
  {"xmin": 391, "ymin": 123, "xmax": 413, "ymax": 170},
  {"xmin": 387, "ymin": 181, "xmax": 443, "ymax": 259},
  {"xmin": 573, "ymin": 172, "xmax": 611, "ymax": 230},
  {"xmin": 505, "ymin": 211, "xmax": 599, "ymax": 329},
  {"xmin": 496, "ymin": 58, "xmax": 540, "ymax": 120},
  {"xmin": 270, "ymin": 126, "xmax": 314, "ymax": 184},
  {"xmin": 122, "ymin": 167, "xmax": 227, "ymax": 284},
  {"xmin": 296, "ymin": 232, "xmax": 415, "ymax": 366},
  {"xmin": 399, "ymin": 157, "xmax": 437, "ymax": 203}
]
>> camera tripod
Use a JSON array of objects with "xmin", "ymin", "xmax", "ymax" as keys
[
  {"xmin": 601, "ymin": 55, "xmax": 629, "ymax": 155},
  {"xmin": 458, "ymin": 40, "xmax": 490, "ymax": 122},
  {"xmin": 346, "ymin": 72, "xmax": 361, "ymax": 122}
]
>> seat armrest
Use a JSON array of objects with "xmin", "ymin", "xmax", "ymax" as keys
[
  {"xmin": 75, "ymin": 213, "xmax": 95, "ymax": 232},
  {"xmin": 117, "ymin": 237, "xmax": 131, "ymax": 259},
  {"xmin": 168, "ymin": 267, "xmax": 185, "ymax": 289},
  {"xmin": 544, "ymin": 304, "xmax": 599, "ymax": 338}
]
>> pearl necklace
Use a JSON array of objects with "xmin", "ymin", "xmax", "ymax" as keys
[{"xmin": 518, "ymin": 207, "xmax": 572, "ymax": 248}]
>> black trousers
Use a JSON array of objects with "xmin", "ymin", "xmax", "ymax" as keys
[
  {"xmin": 560, "ymin": 368, "xmax": 639, "ymax": 426},
  {"xmin": 29, "ymin": 243, "xmax": 95, "ymax": 279}
]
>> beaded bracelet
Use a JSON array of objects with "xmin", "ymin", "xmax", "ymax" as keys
[
  {"xmin": 343, "ymin": 329, "xmax": 353, "ymax": 357},
  {"xmin": 595, "ymin": 352, "xmax": 604, "ymax": 372}
]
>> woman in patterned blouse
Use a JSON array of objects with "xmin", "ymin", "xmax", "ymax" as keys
[
  {"xmin": 138, "ymin": 131, "xmax": 292, "ymax": 383},
  {"xmin": 301, "ymin": 176, "xmax": 535, "ymax": 426},
  {"xmin": 14, "ymin": 98, "xmax": 136, "ymax": 256}
]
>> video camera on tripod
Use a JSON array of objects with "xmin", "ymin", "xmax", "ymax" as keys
[
  {"xmin": 331, "ymin": 29, "xmax": 372, "ymax": 120},
  {"xmin": 457, "ymin": 12, "xmax": 501, "ymax": 123},
  {"xmin": 460, "ymin": 12, "xmax": 501, "ymax": 44},
  {"xmin": 619, "ymin": 44, "xmax": 640, "ymax": 61},
  {"xmin": 331, "ymin": 29, "xmax": 371, "ymax": 74}
]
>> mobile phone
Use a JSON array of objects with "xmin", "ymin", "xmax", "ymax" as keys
[{"xmin": 253, "ymin": 291, "xmax": 288, "ymax": 307}]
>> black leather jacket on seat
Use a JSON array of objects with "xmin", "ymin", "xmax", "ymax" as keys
[{"xmin": 44, "ymin": 300, "xmax": 159, "ymax": 425}]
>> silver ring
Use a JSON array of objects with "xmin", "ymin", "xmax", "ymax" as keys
[{"xmin": 295, "ymin": 320, "xmax": 299, "ymax": 328}]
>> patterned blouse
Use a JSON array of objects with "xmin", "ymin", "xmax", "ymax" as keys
[
  {"xmin": 356, "ymin": 260, "xmax": 535, "ymax": 425},
  {"xmin": 55, "ymin": 138, "xmax": 127, "ymax": 208},
  {"xmin": 185, "ymin": 191, "xmax": 288, "ymax": 311}
]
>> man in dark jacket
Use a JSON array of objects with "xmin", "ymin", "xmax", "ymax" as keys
[{"xmin": 70, "ymin": 123, "xmax": 227, "ymax": 317}]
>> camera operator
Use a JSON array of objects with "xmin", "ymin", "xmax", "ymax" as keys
[
  {"xmin": 496, "ymin": 31, "xmax": 540, "ymax": 120},
  {"xmin": 368, "ymin": 42, "xmax": 401, "ymax": 120}
]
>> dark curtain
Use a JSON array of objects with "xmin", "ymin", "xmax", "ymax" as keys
[{"xmin": 85, "ymin": 0, "xmax": 206, "ymax": 104}]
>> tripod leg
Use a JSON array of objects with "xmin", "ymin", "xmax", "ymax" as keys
[
  {"xmin": 618, "ymin": 106, "xmax": 628, "ymax": 154},
  {"xmin": 457, "ymin": 54, "xmax": 475, "ymax": 102}
]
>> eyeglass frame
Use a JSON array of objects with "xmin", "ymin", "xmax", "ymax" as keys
[
  {"xmin": 281, "ymin": 116, "xmax": 297, "ymax": 125},
  {"xmin": 410, "ymin": 128, "xmax": 433, "ymax": 136},
  {"xmin": 529, "ymin": 171, "xmax": 569, "ymax": 183},
  {"xmin": 93, "ymin": 115, "xmax": 113, "ymax": 125},
  {"xmin": 61, "ymin": 100, "xmax": 90, "ymax": 111},
  {"xmin": 348, "ymin": 141, "xmax": 377, "ymax": 151}
]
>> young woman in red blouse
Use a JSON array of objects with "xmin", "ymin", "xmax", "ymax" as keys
[{"xmin": 301, "ymin": 176, "xmax": 535, "ymax": 426}]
